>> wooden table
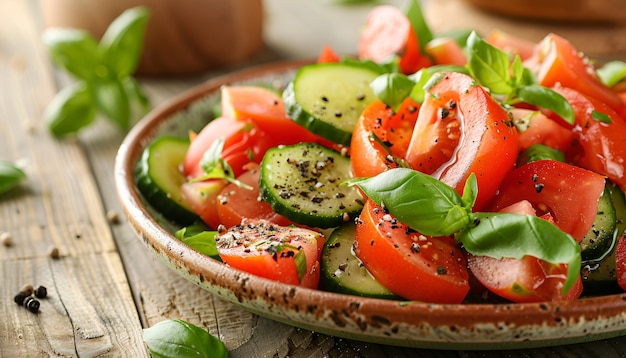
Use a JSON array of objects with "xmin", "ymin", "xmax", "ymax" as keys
[{"xmin": 2, "ymin": 0, "xmax": 626, "ymax": 356}]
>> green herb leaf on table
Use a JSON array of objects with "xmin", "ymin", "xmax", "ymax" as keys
[
  {"xmin": 351, "ymin": 167, "xmax": 581, "ymax": 294},
  {"xmin": 42, "ymin": 6, "xmax": 151, "ymax": 136},
  {"xmin": 0, "ymin": 160, "xmax": 27, "ymax": 195},
  {"xmin": 143, "ymin": 319, "xmax": 229, "ymax": 358}
]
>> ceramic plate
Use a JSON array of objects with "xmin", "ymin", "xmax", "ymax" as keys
[{"xmin": 114, "ymin": 60, "xmax": 626, "ymax": 350}]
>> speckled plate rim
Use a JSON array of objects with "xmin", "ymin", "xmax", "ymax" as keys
[{"xmin": 114, "ymin": 60, "xmax": 626, "ymax": 350}]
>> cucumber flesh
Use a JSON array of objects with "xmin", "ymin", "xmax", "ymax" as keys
[
  {"xmin": 580, "ymin": 186, "xmax": 617, "ymax": 261},
  {"xmin": 581, "ymin": 181, "xmax": 626, "ymax": 293},
  {"xmin": 259, "ymin": 143, "xmax": 363, "ymax": 229},
  {"xmin": 283, "ymin": 62, "xmax": 379, "ymax": 145},
  {"xmin": 320, "ymin": 223, "xmax": 400, "ymax": 299},
  {"xmin": 135, "ymin": 136, "xmax": 199, "ymax": 225}
]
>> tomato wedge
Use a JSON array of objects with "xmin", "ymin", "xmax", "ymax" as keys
[
  {"xmin": 358, "ymin": 5, "xmax": 431, "ymax": 74},
  {"xmin": 486, "ymin": 29, "xmax": 535, "ymax": 61},
  {"xmin": 489, "ymin": 160, "xmax": 606, "ymax": 241},
  {"xmin": 468, "ymin": 255, "xmax": 583, "ymax": 303},
  {"xmin": 317, "ymin": 45, "xmax": 340, "ymax": 63},
  {"xmin": 425, "ymin": 37, "xmax": 467, "ymax": 66},
  {"xmin": 551, "ymin": 85, "xmax": 626, "ymax": 192},
  {"xmin": 405, "ymin": 72, "xmax": 519, "ymax": 211},
  {"xmin": 180, "ymin": 179, "xmax": 228, "ymax": 230},
  {"xmin": 524, "ymin": 33, "xmax": 626, "ymax": 116},
  {"xmin": 350, "ymin": 98, "xmax": 419, "ymax": 178},
  {"xmin": 509, "ymin": 108, "xmax": 574, "ymax": 152},
  {"xmin": 468, "ymin": 199, "xmax": 583, "ymax": 303},
  {"xmin": 354, "ymin": 200, "xmax": 469, "ymax": 303},
  {"xmin": 216, "ymin": 219, "xmax": 322, "ymax": 289},
  {"xmin": 216, "ymin": 164, "xmax": 293, "ymax": 229}
]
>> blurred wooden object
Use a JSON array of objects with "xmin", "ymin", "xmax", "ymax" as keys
[
  {"xmin": 426, "ymin": 0, "xmax": 626, "ymax": 61},
  {"xmin": 40, "ymin": 0, "xmax": 264, "ymax": 76},
  {"xmin": 465, "ymin": 0, "xmax": 626, "ymax": 24}
]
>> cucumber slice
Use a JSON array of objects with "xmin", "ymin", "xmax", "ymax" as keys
[
  {"xmin": 580, "ymin": 186, "xmax": 617, "ymax": 261},
  {"xmin": 581, "ymin": 181, "xmax": 626, "ymax": 293},
  {"xmin": 259, "ymin": 143, "xmax": 363, "ymax": 229},
  {"xmin": 283, "ymin": 62, "xmax": 379, "ymax": 145},
  {"xmin": 320, "ymin": 223, "xmax": 400, "ymax": 299},
  {"xmin": 135, "ymin": 136, "xmax": 199, "ymax": 225}
]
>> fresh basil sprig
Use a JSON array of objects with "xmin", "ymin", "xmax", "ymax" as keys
[
  {"xmin": 405, "ymin": 0, "xmax": 433, "ymax": 55},
  {"xmin": 350, "ymin": 168, "xmax": 581, "ymax": 294},
  {"xmin": 465, "ymin": 32, "xmax": 575, "ymax": 125},
  {"xmin": 0, "ymin": 160, "xmax": 27, "ymax": 195},
  {"xmin": 189, "ymin": 138, "xmax": 253, "ymax": 189},
  {"xmin": 42, "ymin": 7, "xmax": 151, "ymax": 136},
  {"xmin": 143, "ymin": 319, "xmax": 229, "ymax": 358}
]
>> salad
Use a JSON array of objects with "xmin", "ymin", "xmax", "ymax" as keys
[{"xmin": 135, "ymin": 0, "xmax": 626, "ymax": 305}]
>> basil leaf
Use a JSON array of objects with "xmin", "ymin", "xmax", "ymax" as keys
[
  {"xmin": 518, "ymin": 144, "xmax": 565, "ymax": 165},
  {"xmin": 182, "ymin": 233, "xmax": 220, "ymax": 259},
  {"xmin": 370, "ymin": 73, "xmax": 415, "ymax": 110},
  {"xmin": 460, "ymin": 173, "xmax": 478, "ymax": 209},
  {"xmin": 466, "ymin": 31, "xmax": 513, "ymax": 94},
  {"xmin": 100, "ymin": 6, "xmax": 150, "ymax": 77},
  {"xmin": 592, "ymin": 110, "xmax": 612, "ymax": 124},
  {"xmin": 515, "ymin": 85, "xmax": 575, "ymax": 125},
  {"xmin": 597, "ymin": 60, "xmax": 626, "ymax": 87},
  {"xmin": 45, "ymin": 83, "xmax": 97, "ymax": 137},
  {"xmin": 143, "ymin": 319, "xmax": 229, "ymax": 358},
  {"xmin": 92, "ymin": 78, "xmax": 131, "ymax": 129},
  {"xmin": 408, "ymin": 65, "xmax": 469, "ymax": 104},
  {"xmin": 352, "ymin": 168, "xmax": 472, "ymax": 236},
  {"xmin": 405, "ymin": 0, "xmax": 433, "ymax": 54},
  {"xmin": 0, "ymin": 161, "xmax": 26, "ymax": 195},
  {"xmin": 294, "ymin": 250, "xmax": 307, "ymax": 282},
  {"xmin": 124, "ymin": 77, "xmax": 150, "ymax": 113},
  {"xmin": 41, "ymin": 28, "xmax": 100, "ymax": 81},
  {"xmin": 458, "ymin": 212, "xmax": 581, "ymax": 294}
]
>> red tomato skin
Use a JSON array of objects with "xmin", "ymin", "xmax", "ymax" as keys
[
  {"xmin": 183, "ymin": 116, "xmax": 247, "ymax": 178},
  {"xmin": 354, "ymin": 200, "xmax": 470, "ymax": 303},
  {"xmin": 508, "ymin": 108, "xmax": 574, "ymax": 152},
  {"xmin": 317, "ymin": 45, "xmax": 341, "ymax": 63},
  {"xmin": 490, "ymin": 160, "xmax": 606, "ymax": 241},
  {"xmin": 425, "ymin": 37, "xmax": 467, "ymax": 66},
  {"xmin": 468, "ymin": 255, "xmax": 583, "ymax": 303},
  {"xmin": 551, "ymin": 86, "xmax": 626, "ymax": 192},
  {"xmin": 358, "ymin": 5, "xmax": 431, "ymax": 74},
  {"xmin": 350, "ymin": 98, "xmax": 420, "ymax": 178},
  {"xmin": 216, "ymin": 165, "xmax": 293, "ymax": 229},
  {"xmin": 216, "ymin": 220, "xmax": 321, "ymax": 289},
  {"xmin": 221, "ymin": 85, "xmax": 335, "ymax": 148},
  {"xmin": 486, "ymin": 29, "xmax": 535, "ymax": 61},
  {"xmin": 525, "ymin": 33, "xmax": 625, "ymax": 116},
  {"xmin": 406, "ymin": 72, "xmax": 519, "ymax": 211},
  {"xmin": 616, "ymin": 234, "xmax": 626, "ymax": 291},
  {"xmin": 180, "ymin": 179, "xmax": 228, "ymax": 230},
  {"xmin": 469, "ymin": 199, "xmax": 583, "ymax": 303}
]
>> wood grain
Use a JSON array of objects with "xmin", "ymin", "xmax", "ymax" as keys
[{"xmin": 2, "ymin": 0, "xmax": 626, "ymax": 356}]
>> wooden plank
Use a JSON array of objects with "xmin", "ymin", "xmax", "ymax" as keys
[{"xmin": 0, "ymin": 1, "xmax": 147, "ymax": 356}]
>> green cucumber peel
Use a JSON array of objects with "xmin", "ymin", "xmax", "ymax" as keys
[{"xmin": 350, "ymin": 168, "xmax": 581, "ymax": 294}]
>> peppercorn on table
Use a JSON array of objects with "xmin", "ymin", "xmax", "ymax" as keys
[{"xmin": 2, "ymin": 0, "xmax": 626, "ymax": 357}]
